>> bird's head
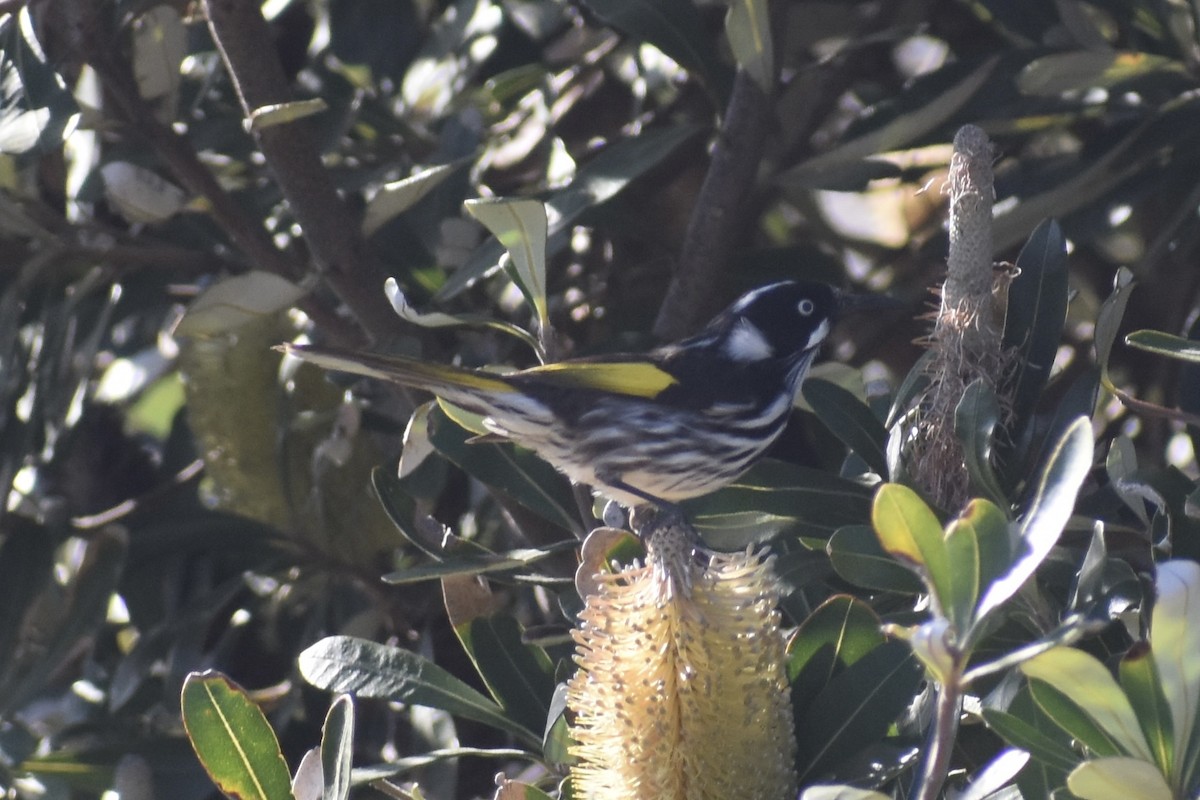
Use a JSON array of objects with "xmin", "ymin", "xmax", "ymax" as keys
[{"xmin": 704, "ymin": 281, "xmax": 841, "ymax": 365}]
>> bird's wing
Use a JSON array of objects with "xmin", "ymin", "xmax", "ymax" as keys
[{"xmin": 516, "ymin": 358, "xmax": 679, "ymax": 399}]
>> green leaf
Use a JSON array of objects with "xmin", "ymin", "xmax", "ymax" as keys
[
  {"xmin": 363, "ymin": 160, "xmax": 469, "ymax": 236},
  {"xmin": 963, "ymin": 498, "xmax": 1011, "ymax": 585},
  {"xmin": 787, "ymin": 595, "xmax": 885, "ymax": 684},
  {"xmin": 779, "ymin": 57, "xmax": 998, "ymax": 188},
  {"xmin": 954, "ymin": 379, "xmax": 1009, "ymax": 508},
  {"xmin": 725, "ymin": 0, "xmax": 773, "ymax": 93},
  {"xmin": 1095, "ymin": 267, "xmax": 1137, "ymax": 382},
  {"xmin": 1119, "ymin": 643, "xmax": 1174, "ymax": 779},
  {"xmin": 803, "ymin": 378, "xmax": 889, "ymax": 477},
  {"xmin": 872, "ymin": 484, "xmax": 954, "ymax": 616},
  {"xmin": 1028, "ymin": 678, "xmax": 1126, "ymax": 759},
  {"xmin": 320, "ymin": 695, "xmax": 354, "ymax": 800},
  {"xmin": 577, "ymin": 0, "xmax": 732, "ymax": 103},
  {"xmin": 794, "ymin": 641, "xmax": 923, "ymax": 785},
  {"xmin": 1106, "ymin": 435, "xmax": 1149, "ymax": 524},
  {"xmin": 1019, "ymin": 51, "xmax": 1184, "ymax": 96},
  {"xmin": 942, "ymin": 510, "xmax": 982, "ymax": 630},
  {"xmin": 383, "ymin": 547, "xmax": 565, "ymax": 584},
  {"xmin": 181, "ymin": 672, "xmax": 294, "ymax": 800},
  {"xmin": 298, "ymin": 636, "xmax": 539, "ymax": 747},
  {"xmin": 438, "ymin": 125, "xmax": 701, "ymax": 300},
  {"xmin": 1003, "ymin": 218, "xmax": 1069, "ymax": 452},
  {"xmin": 1067, "ymin": 757, "xmax": 1175, "ymax": 800},
  {"xmin": 464, "ymin": 198, "xmax": 549, "ymax": 327},
  {"xmin": 977, "ymin": 417, "xmax": 1093, "ymax": 620},
  {"xmin": 1150, "ymin": 560, "xmax": 1200, "ymax": 792},
  {"xmin": 425, "ymin": 405, "xmax": 579, "ymax": 533},
  {"xmin": 1125, "ymin": 329, "xmax": 1200, "ymax": 363},
  {"xmin": 827, "ymin": 525, "xmax": 924, "ymax": 594},
  {"xmin": 983, "ymin": 707, "xmax": 1082, "ymax": 773},
  {"xmin": 451, "ymin": 613, "xmax": 555, "ymax": 737},
  {"xmin": 1023, "ymin": 647, "xmax": 1153, "ymax": 761},
  {"xmin": 686, "ymin": 458, "xmax": 874, "ymax": 540}
]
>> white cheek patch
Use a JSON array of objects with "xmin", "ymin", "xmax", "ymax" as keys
[
  {"xmin": 724, "ymin": 320, "xmax": 775, "ymax": 361},
  {"xmin": 805, "ymin": 318, "xmax": 831, "ymax": 350}
]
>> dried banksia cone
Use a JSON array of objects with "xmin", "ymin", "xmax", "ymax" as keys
[
  {"xmin": 567, "ymin": 522, "xmax": 798, "ymax": 800},
  {"xmin": 906, "ymin": 124, "xmax": 1013, "ymax": 511}
]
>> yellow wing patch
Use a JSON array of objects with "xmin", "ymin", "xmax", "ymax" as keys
[{"xmin": 524, "ymin": 361, "xmax": 678, "ymax": 398}]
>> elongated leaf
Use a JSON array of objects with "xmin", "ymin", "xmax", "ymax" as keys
[
  {"xmin": 1126, "ymin": 329, "xmax": 1200, "ymax": 363},
  {"xmin": 321, "ymin": 695, "xmax": 354, "ymax": 800},
  {"xmin": 425, "ymin": 406, "xmax": 579, "ymax": 532},
  {"xmin": 787, "ymin": 595, "xmax": 884, "ymax": 684},
  {"xmin": 181, "ymin": 672, "xmax": 293, "ymax": 800},
  {"xmin": 800, "ymin": 788, "xmax": 890, "ymax": 800},
  {"xmin": 577, "ymin": 0, "xmax": 732, "ymax": 102},
  {"xmin": 439, "ymin": 125, "xmax": 701, "ymax": 299},
  {"xmin": 794, "ymin": 641, "xmax": 923, "ymax": 785},
  {"xmin": 363, "ymin": 160, "xmax": 468, "ymax": 236},
  {"xmin": 1027, "ymin": 678, "xmax": 1126, "ymax": 759},
  {"xmin": 959, "ymin": 498, "xmax": 1012, "ymax": 605},
  {"xmin": 298, "ymin": 636, "xmax": 539, "ymax": 746},
  {"xmin": 1150, "ymin": 560, "xmax": 1200, "ymax": 792},
  {"xmin": 725, "ymin": 0, "xmax": 773, "ymax": 92},
  {"xmin": 444, "ymin": 599, "xmax": 555, "ymax": 737},
  {"xmin": 383, "ymin": 547, "xmax": 561, "ymax": 584},
  {"xmin": 464, "ymin": 198, "xmax": 549, "ymax": 327},
  {"xmin": 958, "ymin": 749, "xmax": 1031, "ymax": 800},
  {"xmin": 780, "ymin": 57, "xmax": 998, "ymax": 187},
  {"xmin": 1095, "ymin": 267, "xmax": 1136, "ymax": 380},
  {"xmin": 1019, "ymin": 51, "xmax": 1183, "ymax": 95},
  {"xmin": 1023, "ymin": 648, "xmax": 1153, "ymax": 761},
  {"xmin": 1003, "ymin": 218, "xmax": 1069, "ymax": 450},
  {"xmin": 827, "ymin": 525, "xmax": 924, "ymax": 594},
  {"xmin": 983, "ymin": 708, "xmax": 1082, "ymax": 773},
  {"xmin": 954, "ymin": 379, "xmax": 1008, "ymax": 508},
  {"xmin": 977, "ymin": 417, "xmax": 1093, "ymax": 620},
  {"xmin": 943, "ymin": 511, "xmax": 982, "ymax": 631},
  {"xmin": 686, "ymin": 458, "xmax": 874, "ymax": 539},
  {"xmin": 1067, "ymin": 757, "xmax": 1174, "ymax": 800},
  {"xmin": 872, "ymin": 484, "xmax": 954, "ymax": 616},
  {"xmin": 803, "ymin": 378, "xmax": 889, "ymax": 477},
  {"xmin": 1119, "ymin": 643, "xmax": 1174, "ymax": 778}
]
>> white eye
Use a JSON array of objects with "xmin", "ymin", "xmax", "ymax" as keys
[{"xmin": 798, "ymin": 299, "xmax": 815, "ymax": 316}]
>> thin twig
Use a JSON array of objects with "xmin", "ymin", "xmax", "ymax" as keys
[{"xmin": 913, "ymin": 682, "xmax": 963, "ymax": 800}]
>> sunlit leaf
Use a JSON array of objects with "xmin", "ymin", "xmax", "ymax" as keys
[
  {"xmin": 320, "ymin": 695, "xmax": 354, "ymax": 800},
  {"xmin": 1150, "ymin": 560, "xmax": 1200, "ymax": 792},
  {"xmin": 363, "ymin": 161, "xmax": 469, "ymax": 236},
  {"xmin": 1023, "ymin": 648, "xmax": 1153, "ymax": 762},
  {"xmin": 976, "ymin": 417, "xmax": 1092, "ymax": 620},
  {"xmin": 181, "ymin": 672, "xmax": 293, "ymax": 800},
  {"xmin": 1003, "ymin": 218, "xmax": 1069, "ymax": 451},
  {"xmin": 299, "ymin": 636, "xmax": 540, "ymax": 747},
  {"xmin": 1019, "ymin": 51, "xmax": 1183, "ymax": 96},
  {"xmin": 1125, "ymin": 329, "xmax": 1200, "ymax": 363},
  {"xmin": 1067, "ymin": 757, "xmax": 1174, "ymax": 800},
  {"xmin": 1119, "ymin": 643, "xmax": 1173, "ymax": 779},
  {"xmin": 872, "ymin": 484, "xmax": 954, "ymax": 616},
  {"xmin": 725, "ymin": 0, "xmax": 773, "ymax": 93},
  {"xmin": 464, "ymin": 197, "xmax": 549, "ymax": 327}
]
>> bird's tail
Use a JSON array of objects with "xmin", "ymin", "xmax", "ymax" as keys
[{"xmin": 277, "ymin": 343, "xmax": 516, "ymax": 405}]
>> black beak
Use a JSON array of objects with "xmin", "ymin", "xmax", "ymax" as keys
[{"xmin": 833, "ymin": 288, "xmax": 906, "ymax": 317}]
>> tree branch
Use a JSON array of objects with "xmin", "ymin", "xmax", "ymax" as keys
[
  {"xmin": 652, "ymin": 69, "xmax": 771, "ymax": 340},
  {"xmin": 201, "ymin": 0, "xmax": 401, "ymax": 343}
]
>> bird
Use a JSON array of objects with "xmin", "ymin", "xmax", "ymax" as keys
[{"xmin": 280, "ymin": 281, "xmax": 882, "ymax": 515}]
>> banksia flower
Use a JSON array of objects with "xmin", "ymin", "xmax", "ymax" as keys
[
  {"xmin": 567, "ymin": 523, "xmax": 797, "ymax": 800},
  {"xmin": 904, "ymin": 124, "xmax": 1014, "ymax": 511}
]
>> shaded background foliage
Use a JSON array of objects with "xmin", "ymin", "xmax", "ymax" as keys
[{"xmin": 2, "ymin": 0, "xmax": 1200, "ymax": 797}]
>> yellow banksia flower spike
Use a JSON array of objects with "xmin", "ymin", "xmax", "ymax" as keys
[{"xmin": 567, "ymin": 523, "xmax": 798, "ymax": 800}]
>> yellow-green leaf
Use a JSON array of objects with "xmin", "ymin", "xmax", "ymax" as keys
[
  {"xmin": 181, "ymin": 671, "xmax": 293, "ymax": 800},
  {"xmin": 1067, "ymin": 757, "xmax": 1174, "ymax": 800},
  {"xmin": 872, "ymin": 484, "xmax": 952, "ymax": 617},
  {"xmin": 1022, "ymin": 648, "xmax": 1153, "ymax": 763},
  {"xmin": 464, "ymin": 198, "xmax": 548, "ymax": 327}
]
